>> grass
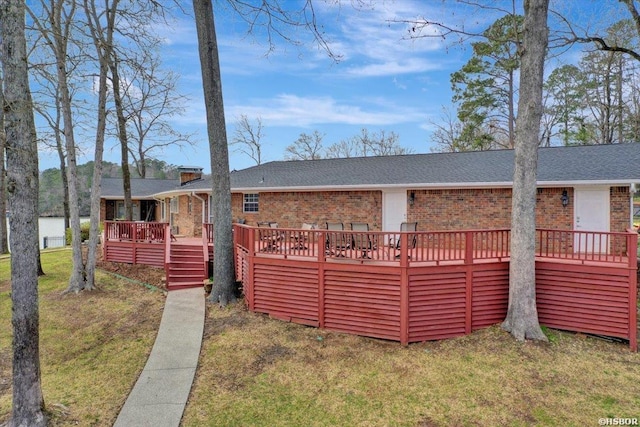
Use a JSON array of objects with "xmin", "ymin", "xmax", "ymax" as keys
[
  {"xmin": 182, "ymin": 302, "xmax": 640, "ymax": 427},
  {"xmin": 2, "ymin": 251, "xmax": 640, "ymax": 426},
  {"xmin": 0, "ymin": 249, "xmax": 165, "ymax": 426}
]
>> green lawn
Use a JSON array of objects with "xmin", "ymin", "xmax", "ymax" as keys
[
  {"xmin": 1, "ymin": 250, "xmax": 639, "ymax": 426},
  {"xmin": 0, "ymin": 249, "xmax": 165, "ymax": 426}
]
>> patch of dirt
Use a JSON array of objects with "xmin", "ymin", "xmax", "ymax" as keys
[
  {"xmin": 98, "ymin": 259, "xmax": 166, "ymax": 291},
  {"xmin": 205, "ymin": 308, "xmax": 250, "ymax": 338},
  {"xmin": 251, "ymin": 344, "xmax": 295, "ymax": 371}
]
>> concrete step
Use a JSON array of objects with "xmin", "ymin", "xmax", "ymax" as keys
[{"xmin": 166, "ymin": 281, "xmax": 204, "ymax": 291}]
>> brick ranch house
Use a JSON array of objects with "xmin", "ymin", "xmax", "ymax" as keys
[{"xmin": 100, "ymin": 144, "xmax": 640, "ymax": 236}]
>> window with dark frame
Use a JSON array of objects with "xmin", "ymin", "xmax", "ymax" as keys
[{"xmin": 243, "ymin": 193, "xmax": 259, "ymax": 212}]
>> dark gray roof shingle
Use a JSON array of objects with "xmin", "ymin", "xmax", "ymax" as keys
[
  {"xmin": 101, "ymin": 177, "xmax": 176, "ymax": 198},
  {"xmin": 224, "ymin": 143, "xmax": 640, "ymax": 190},
  {"xmin": 103, "ymin": 144, "xmax": 640, "ymax": 197}
]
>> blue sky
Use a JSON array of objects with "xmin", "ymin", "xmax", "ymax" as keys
[{"xmin": 35, "ymin": 0, "xmax": 620, "ymax": 174}]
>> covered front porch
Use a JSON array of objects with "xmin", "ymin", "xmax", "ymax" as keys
[{"xmin": 102, "ymin": 221, "xmax": 638, "ymax": 350}]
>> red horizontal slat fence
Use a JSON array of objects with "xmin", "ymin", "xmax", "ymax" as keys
[
  {"xmin": 103, "ymin": 221, "xmax": 168, "ymax": 268},
  {"xmin": 234, "ymin": 224, "xmax": 637, "ymax": 350}
]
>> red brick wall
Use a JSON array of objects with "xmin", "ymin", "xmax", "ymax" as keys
[
  {"xmin": 405, "ymin": 187, "xmax": 632, "ymax": 232},
  {"xmin": 536, "ymin": 188, "xmax": 574, "ymax": 230},
  {"xmin": 233, "ymin": 191, "xmax": 383, "ymax": 230},
  {"xmin": 405, "ymin": 187, "xmax": 630, "ymax": 232},
  {"xmin": 407, "ymin": 188, "xmax": 513, "ymax": 230},
  {"xmin": 176, "ymin": 186, "xmax": 631, "ymax": 236},
  {"xmin": 611, "ymin": 186, "xmax": 631, "ymax": 232},
  {"xmin": 172, "ymin": 194, "xmax": 206, "ymax": 236}
]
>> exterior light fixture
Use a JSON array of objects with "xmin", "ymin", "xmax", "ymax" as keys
[
  {"xmin": 408, "ymin": 192, "xmax": 415, "ymax": 206},
  {"xmin": 561, "ymin": 189, "xmax": 569, "ymax": 207}
]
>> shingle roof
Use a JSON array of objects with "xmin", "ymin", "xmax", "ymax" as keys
[
  {"xmin": 101, "ymin": 177, "xmax": 176, "ymax": 198},
  {"xmin": 103, "ymin": 144, "xmax": 640, "ymax": 197},
  {"xmin": 183, "ymin": 143, "xmax": 640, "ymax": 192}
]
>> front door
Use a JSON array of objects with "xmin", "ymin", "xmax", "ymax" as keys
[
  {"xmin": 383, "ymin": 190, "xmax": 407, "ymax": 232},
  {"xmin": 574, "ymin": 187, "xmax": 610, "ymax": 253}
]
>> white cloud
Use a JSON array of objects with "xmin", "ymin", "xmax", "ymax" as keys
[
  {"xmin": 226, "ymin": 93, "xmax": 425, "ymax": 127},
  {"xmin": 345, "ymin": 58, "xmax": 442, "ymax": 77}
]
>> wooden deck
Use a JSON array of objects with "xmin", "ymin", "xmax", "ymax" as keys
[
  {"xmin": 235, "ymin": 225, "xmax": 638, "ymax": 351},
  {"xmin": 102, "ymin": 222, "xmax": 638, "ymax": 350}
]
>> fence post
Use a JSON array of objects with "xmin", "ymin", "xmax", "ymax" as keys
[
  {"xmin": 627, "ymin": 230, "xmax": 638, "ymax": 352},
  {"xmin": 103, "ymin": 222, "xmax": 109, "ymax": 262},
  {"xmin": 164, "ymin": 223, "xmax": 171, "ymax": 288},
  {"xmin": 43, "ymin": 237, "xmax": 48, "ymax": 249},
  {"xmin": 202, "ymin": 224, "xmax": 209, "ymax": 282},
  {"xmin": 318, "ymin": 230, "xmax": 326, "ymax": 329},
  {"xmin": 247, "ymin": 226, "xmax": 255, "ymax": 311},
  {"xmin": 465, "ymin": 231, "xmax": 474, "ymax": 334}
]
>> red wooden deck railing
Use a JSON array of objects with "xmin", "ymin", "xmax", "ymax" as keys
[
  {"xmin": 103, "ymin": 221, "xmax": 169, "ymax": 268},
  {"xmin": 102, "ymin": 222, "xmax": 638, "ymax": 350},
  {"xmin": 233, "ymin": 224, "xmax": 637, "ymax": 351}
]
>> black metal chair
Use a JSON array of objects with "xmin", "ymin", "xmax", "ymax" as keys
[
  {"xmin": 351, "ymin": 222, "xmax": 373, "ymax": 259},
  {"xmin": 325, "ymin": 222, "xmax": 349, "ymax": 256},
  {"xmin": 389, "ymin": 222, "xmax": 418, "ymax": 259},
  {"xmin": 258, "ymin": 222, "xmax": 282, "ymax": 251}
]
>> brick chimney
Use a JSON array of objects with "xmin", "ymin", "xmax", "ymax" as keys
[{"xmin": 178, "ymin": 166, "xmax": 203, "ymax": 185}]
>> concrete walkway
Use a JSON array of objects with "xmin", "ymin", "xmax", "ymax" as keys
[{"xmin": 114, "ymin": 287, "xmax": 205, "ymax": 427}]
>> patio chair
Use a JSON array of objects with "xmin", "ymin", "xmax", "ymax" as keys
[
  {"xmin": 389, "ymin": 222, "xmax": 418, "ymax": 259},
  {"xmin": 292, "ymin": 222, "xmax": 317, "ymax": 249},
  {"xmin": 258, "ymin": 222, "xmax": 283, "ymax": 252},
  {"xmin": 350, "ymin": 222, "xmax": 373, "ymax": 259},
  {"xmin": 325, "ymin": 222, "xmax": 349, "ymax": 256}
]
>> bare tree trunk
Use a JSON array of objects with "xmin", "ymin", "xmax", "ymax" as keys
[
  {"xmin": 508, "ymin": 68, "xmax": 515, "ymax": 148},
  {"xmin": 110, "ymin": 62, "xmax": 133, "ymax": 221},
  {"xmin": 0, "ymin": 76, "xmax": 8, "ymax": 254},
  {"xmin": 36, "ymin": 0, "xmax": 86, "ymax": 292},
  {"xmin": 139, "ymin": 152, "xmax": 146, "ymax": 178},
  {"xmin": 193, "ymin": 0, "xmax": 236, "ymax": 305},
  {"xmin": 1, "ymin": 0, "xmax": 47, "ymax": 424},
  {"xmin": 502, "ymin": 0, "xmax": 549, "ymax": 342},
  {"xmin": 55, "ymin": 124, "xmax": 70, "ymax": 230},
  {"xmin": 37, "ymin": 251, "xmax": 45, "ymax": 276},
  {"xmin": 83, "ymin": 0, "xmax": 115, "ymax": 290}
]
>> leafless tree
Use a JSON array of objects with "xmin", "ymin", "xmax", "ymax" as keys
[
  {"xmin": 222, "ymin": 0, "xmax": 341, "ymax": 61},
  {"xmin": 28, "ymin": 0, "xmax": 86, "ymax": 292},
  {"xmin": 98, "ymin": 1, "xmax": 189, "ymax": 217},
  {"xmin": 231, "ymin": 114, "xmax": 264, "ymax": 165},
  {"xmin": 118, "ymin": 47, "xmax": 195, "ymax": 178},
  {"xmin": 397, "ymin": 0, "xmax": 549, "ymax": 342},
  {"xmin": 193, "ymin": 0, "xmax": 236, "ymax": 305},
  {"xmin": 82, "ymin": 0, "xmax": 117, "ymax": 291},
  {"xmin": 358, "ymin": 129, "xmax": 411, "ymax": 156},
  {"xmin": 326, "ymin": 128, "xmax": 412, "ymax": 158},
  {"xmin": 429, "ymin": 106, "xmax": 465, "ymax": 152},
  {"xmin": 325, "ymin": 138, "xmax": 359, "ymax": 159},
  {"xmin": 551, "ymin": 1, "xmax": 640, "ymax": 61},
  {"xmin": 31, "ymin": 89, "xmax": 71, "ymax": 229},
  {"xmin": 193, "ymin": 0, "xmax": 342, "ymax": 305},
  {"xmin": 501, "ymin": 0, "xmax": 549, "ymax": 342},
  {"xmin": 284, "ymin": 130, "xmax": 325, "ymax": 160},
  {"xmin": 1, "ymin": 0, "xmax": 47, "ymax": 423}
]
